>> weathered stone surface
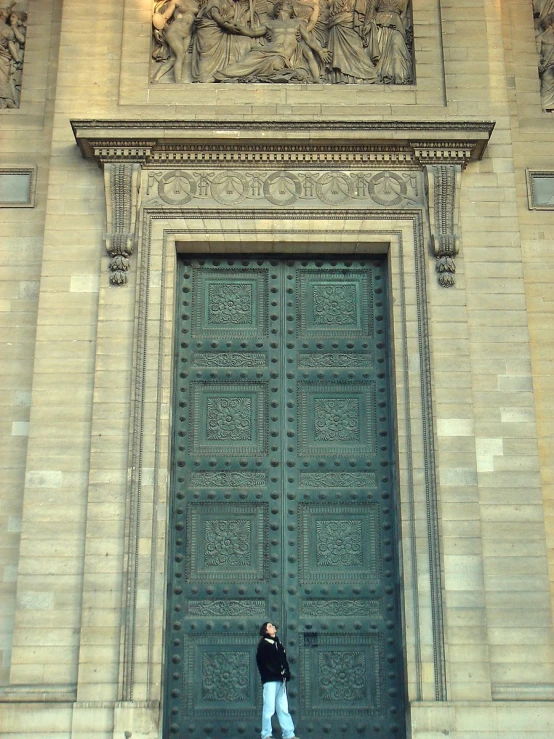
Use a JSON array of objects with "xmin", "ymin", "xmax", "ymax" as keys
[{"xmin": 0, "ymin": 0, "xmax": 553, "ymax": 736}]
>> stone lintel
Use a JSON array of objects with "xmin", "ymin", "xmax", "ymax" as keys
[
  {"xmin": 72, "ymin": 119, "xmax": 494, "ymax": 288},
  {"xmin": 72, "ymin": 119, "xmax": 495, "ymax": 167}
]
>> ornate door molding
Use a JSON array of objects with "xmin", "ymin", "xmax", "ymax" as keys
[
  {"xmin": 73, "ymin": 119, "xmax": 493, "ymax": 288},
  {"xmin": 70, "ymin": 119, "xmax": 493, "ymax": 713}
]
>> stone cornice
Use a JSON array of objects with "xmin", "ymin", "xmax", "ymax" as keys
[
  {"xmin": 71, "ymin": 119, "xmax": 495, "ymax": 169},
  {"xmin": 71, "ymin": 119, "xmax": 495, "ymax": 288}
]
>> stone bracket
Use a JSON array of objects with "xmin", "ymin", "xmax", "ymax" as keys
[
  {"xmin": 73, "ymin": 120, "xmax": 494, "ymax": 287},
  {"xmin": 104, "ymin": 163, "xmax": 142, "ymax": 285},
  {"xmin": 424, "ymin": 163, "xmax": 462, "ymax": 287}
]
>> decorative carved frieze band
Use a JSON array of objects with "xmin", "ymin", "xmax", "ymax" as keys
[
  {"xmin": 147, "ymin": 145, "xmax": 419, "ymax": 168},
  {"xmin": 104, "ymin": 163, "xmax": 142, "ymax": 285},
  {"xmin": 73, "ymin": 120, "xmax": 494, "ymax": 287},
  {"xmin": 144, "ymin": 168, "xmax": 424, "ymax": 208},
  {"xmin": 72, "ymin": 120, "xmax": 494, "ymax": 166},
  {"xmin": 425, "ymin": 164, "xmax": 461, "ymax": 287},
  {"xmin": 411, "ymin": 143, "xmax": 474, "ymax": 167},
  {"xmin": 93, "ymin": 144, "xmax": 155, "ymax": 163}
]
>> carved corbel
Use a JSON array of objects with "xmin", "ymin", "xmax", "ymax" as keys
[
  {"xmin": 103, "ymin": 163, "xmax": 142, "ymax": 285},
  {"xmin": 424, "ymin": 163, "xmax": 462, "ymax": 288}
]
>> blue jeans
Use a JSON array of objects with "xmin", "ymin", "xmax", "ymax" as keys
[{"xmin": 261, "ymin": 680, "xmax": 295, "ymax": 739}]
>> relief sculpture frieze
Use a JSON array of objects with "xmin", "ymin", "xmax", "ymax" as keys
[
  {"xmin": 534, "ymin": 0, "xmax": 554, "ymax": 110},
  {"xmin": 145, "ymin": 168, "xmax": 423, "ymax": 207},
  {"xmin": 151, "ymin": 0, "xmax": 413, "ymax": 84},
  {"xmin": 0, "ymin": 2, "xmax": 27, "ymax": 109}
]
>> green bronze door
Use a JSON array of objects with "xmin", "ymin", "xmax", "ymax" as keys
[{"xmin": 165, "ymin": 256, "xmax": 406, "ymax": 738}]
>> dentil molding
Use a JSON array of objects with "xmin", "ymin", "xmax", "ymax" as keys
[{"xmin": 72, "ymin": 119, "xmax": 494, "ymax": 286}]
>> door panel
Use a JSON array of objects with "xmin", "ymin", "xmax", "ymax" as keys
[{"xmin": 165, "ymin": 256, "xmax": 405, "ymax": 738}]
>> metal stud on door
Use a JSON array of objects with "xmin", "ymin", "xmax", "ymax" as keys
[{"xmin": 165, "ymin": 257, "xmax": 406, "ymax": 738}]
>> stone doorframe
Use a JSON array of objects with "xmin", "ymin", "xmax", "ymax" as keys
[{"xmin": 67, "ymin": 120, "xmax": 493, "ymax": 722}]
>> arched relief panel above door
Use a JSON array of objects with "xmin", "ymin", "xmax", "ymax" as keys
[{"xmin": 72, "ymin": 118, "xmax": 494, "ymax": 287}]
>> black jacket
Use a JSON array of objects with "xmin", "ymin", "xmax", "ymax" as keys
[{"xmin": 256, "ymin": 636, "xmax": 291, "ymax": 684}]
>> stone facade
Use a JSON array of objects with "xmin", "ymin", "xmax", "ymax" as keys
[{"xmin": 0, "ymin": 0, "xmax": 553, "ymax": 737}]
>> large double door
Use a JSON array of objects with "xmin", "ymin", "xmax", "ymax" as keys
[{"xmin": 165, "ymin": 256, "xmax": 406, "ymax": 737}]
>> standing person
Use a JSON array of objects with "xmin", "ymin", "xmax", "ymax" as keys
[{"xmin": 256, "ymin": 622, "xmax": 299, "ymax": 739}]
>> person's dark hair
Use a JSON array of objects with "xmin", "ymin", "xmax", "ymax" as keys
[
  {"xmin": 272, "ymin": 0, "xmax": 295, "ymax": 18},
  {"xmin": 260, "ymin": 621, "xmax": 277, "ymax": 636}
]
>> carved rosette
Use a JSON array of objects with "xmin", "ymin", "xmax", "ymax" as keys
[
  {"xmin": 103, "ymin": 163, "xmax": 142, "ymax": 285},
  {"xmin": 425, "ymin": 164, "xmax": 462, "ymax": 288}
]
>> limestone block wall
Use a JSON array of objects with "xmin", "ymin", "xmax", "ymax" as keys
[
  {"xmin": 0, "ymin": 0, "xmax": 61, "ymax": 687},
  {"xmin": 0, "ymin": 0, "xmax": 552, "ymax": 736},
  {"xmin": 502, "ymin": 0, "xmax": 554, "ymax": 614}
]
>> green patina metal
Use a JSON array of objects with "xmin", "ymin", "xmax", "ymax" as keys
[{"xmin": 165, "ymin": 256, "xmax": 406, "ymax": 737}]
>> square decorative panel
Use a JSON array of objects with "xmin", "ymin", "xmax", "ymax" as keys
[
  {"xmin": 298, "ymin": 383, "xmax": 376, "ymax": 457},
  {"xmin": 184, "ymin": 635, "xmax": 259, "ymax": 714},
  {"xmin": 190, "ymin": 383, "xmax": 268, "ymax": 456},
  {"xmin": 0, "ymin": 168, "xmax": 36, "ymax": 208},
  {"xmin": 298, "ymin": 504, "xmax": 380, "ymax": 583},
  {"xmin": 297, "ymin": 269, "xmax": 372, "ymax": 338},
  {"xmin": 186, "ymin": 503, "xmax": 268, "ymax": 582},
  {"xmin": 526, "ymin": 170, "xmax": 554, "ymax": 210},
  {"xmin": 192, "ymin": 268, "xmax": 268, "ymax": 337},
  {"xmin": 301, "ymin": 633, "xmax": 385, "ymax": 716},
  {"xmin": 206, "ymin": 396, "xmax": 252, "ymax": 441}
]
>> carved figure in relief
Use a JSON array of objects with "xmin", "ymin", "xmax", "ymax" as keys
[
  {"xmin": 534, "ymin": 0, "xmax": 554, "ymax": 22},
  {"xmin": 152, "ymin": 0, "xmax": 200, "ymax": 82},
  {"xmin": 150, "ymin": 0, "xmax": 413, "ymax": 83},
  {"xmin": 537, "ymin": 13, "xmax": 554, "ymax": 110},
  {"xmin": 214, "ymin": 0, "xmax": 329, "ymax": 82},
  {"xmin": 0, "ymin": 4, "xmax": 26, "ymax": 108},
  {"xmin": 362, "ymin": 0, "xmax": 412, "ymax": 83},
  {"xmin": 310, "ymin": 0, "xmax": 330, "ymax": 50},
  {"xmin": 292, "ymin": 0, "xmax": 326, "ymax": 76},
  {"xmin": 327, "ymin": 0, "xmax": 377, "ymax": 82},
  {"xmin": 192, "ymin": 0, "xmax": 259, "ymax": 82},
  {"xmin": 256, "ymin": 622, "xmax": 298, "ymax": 739}
]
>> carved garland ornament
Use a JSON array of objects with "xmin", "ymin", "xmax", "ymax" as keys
[{"xmin": 146, "ymin": 168, "xmax": 420, "ymax": 208}]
